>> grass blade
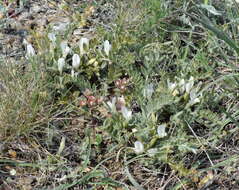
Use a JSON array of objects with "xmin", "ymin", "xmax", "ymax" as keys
[{"xmin": 187, "ymin": 12, "xmax": 239, "ymax": 56}]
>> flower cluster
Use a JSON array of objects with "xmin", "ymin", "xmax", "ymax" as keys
[
  {"xmin": 79, "ymin": 95, "xmax": 104, "ymax": 108},
  {"xmin": 115, "ymin": 78, "xmax": 129, "ymax": 92},
  {"xmin": 167, "ymin": 76, "xmax": 201, "ymax": 105},
  {"xmin": 106, "ymin": 96, "xmax": 132, "ymax": 121},
  {"xmin": 78, "ymin": 89, "xmax": 104, "ymax": 108},
  {"xmin": 47, "ymin": 32, "xmax": 112, "ymax": 79}
]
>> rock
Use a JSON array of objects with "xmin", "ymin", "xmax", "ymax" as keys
[
  {"xmin": 49, "ymin": 16, "xmax": 71, "ymax": 33},
  {"xmin": 30, "ymin": 4, "xmax": 41, "ymax": 13}
]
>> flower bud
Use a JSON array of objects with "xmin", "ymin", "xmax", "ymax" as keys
[
  {"xmin": 58, "ymin": 58, "xmax": 65, "ymax": 74},
  {"xmin": 72, "ymin": 54, "xmax": 80, "ymax": 70},
  {"xmin": 133, "ymin": 141, "xmax": 144, "ymax": 154},
  {"xmin": 79, "ymin": 37, "xmax": 89, "ymax": 55},
  {"xmin": 103, "ymin": 40, "xmax": 111, "ymax": 56}
]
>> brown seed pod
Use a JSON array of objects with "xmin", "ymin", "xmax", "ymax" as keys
[
  {"xmin": 79, "ymin": 100, "xmax": 87, "ymax": 107},
  {"xmin": 87, "ymin": 99, "xmax": 95, "ymax": 107},
  {"xmin": 115, "ymin": 79, "xmax": 121, "ymax": 87},
  {"xmin": 121, "ymin": 78, "xmax": 128, "ymax": 85},
  {"xmin": 119, "ymin": 85, "xmax": 126, "ymax": 92},
  {"xmin": 96, "ymin": 96, "xmax": 104, "ymax": 104},
  {"xmin": 87, "ymin": 96, "xmax": 96, "ymax": 102}
]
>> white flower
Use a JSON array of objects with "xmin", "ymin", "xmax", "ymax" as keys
[
  {"xmin": 185, "ymin": 76, "xmax": 194, "ymax": 93},
  {"xmin": 157, "ymin": 124, "xmax": 167, "ymax": 138},
  {"xmin": 189, "ymin": 89, "xmax": 200, "ymax": 105},
  {"xmin": 143, "ymin": 83, "xmax": 154, "ymax": 99},
  {"xmin": 167, "ymin": 79, "xmax": 178, "ymax": 96},
  {"xmin": 72, "ymin": 54, "xmax": 80, "ymax": 70},
  {"xmin": 132, "ymin": 128, "xmax": 138, "ymax": 133},
  {"xmin": 58, "ymin": 58, "xmax": 65, "ymax": 74},
  {"xmin": 23, "ymin": 39, "xmax": 36, "ymax": 58},
  {"xmin": 48, "ymin": 33, "xmax": 56, "ymax": 43},
  {"xmin": 178, "ymin": 79, "xmax": 186, "ymax": 94},
  {"xmin": 71, "ymin": 69, "xmax": 75, "ymax": 79},
  {"xmin": 60, "ymin": 41, "xmax": 71, "ymax": 58},
  {"xmin": 23, "ymin": 39, "xmax": 28, "ymax": 45},
  {"xmin": 103, "ymin": 40, "xmax": 111, "ymax": 56},
  {"xmin": 106, "ymin": 97, "xmax": 117, "ymax": 113},
  {"xmin": 133, "ymin": 141, "xmax": 144, "ymax": 154},
  {"xmin": 64, "ymin": 46, "xmax": 71, "ymax": 57},
  {"xmin": 26, "ymin": 43, "xmax": 36, "ymax": 58},
  {"xmin": 10, "ymin": 169, "xmax": 16, "ymax": 176},
  {"xmin": 79, "ymin": 37, "xmax": 89, "ymax": 55},
  {"xmin": 121, "ymin": 106, "xmax": 132, "ymax": 121},
  {"xmin": 70, "ymin": 69, "xmax": 78, "ymax": 79},
  {"xmin": 167, "ymin": 79, "xmax": 177, "ymax": 92}
]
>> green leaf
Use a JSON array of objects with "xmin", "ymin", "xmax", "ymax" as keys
[{"xmin": 187, "ymin": 12, "xmax": 239, "ymax": 56}]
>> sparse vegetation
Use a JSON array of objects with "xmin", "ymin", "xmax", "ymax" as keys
[{"xmin": 0, "ymin": 0, "xmax": 239, "ymax": 189}]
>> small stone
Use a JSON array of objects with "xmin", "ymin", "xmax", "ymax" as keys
[{"xmin": 31, "ymin": 5, "xmax": 42, "ymax": 13}]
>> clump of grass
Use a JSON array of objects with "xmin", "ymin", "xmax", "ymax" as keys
[{"xmin": 0, "ymin": 59, "xmax": 50, "ymax": 140}]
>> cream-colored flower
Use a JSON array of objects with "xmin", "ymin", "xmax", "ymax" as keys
[
  {"xmin": 23, "ymin": 39, "xmax": 36, "ymax": 58},
  {"xmin": 106, "ymin": 97, "xmax": 117, "ymax": 113},
  {"xmin": 72, "ymin": 54, "xmax": 80, "ymax": 70},
  {"xmin": 26, "ymin": 44, "xmax": 36, "ymax": 58},
  {"xmin": 71, "ymin": 69, "xmax": 75, "ymax": 79},
  {"xmin": 179, "ymin": 79, "xmax": 186, "ymax": 94},
  {"xmin": 79, "ymin": 37, "xmax": 89, "ymax": 55},
  {"xmin": 189, "ymin": 89, "xmax": 200, "ymax": 105},
  {"xmin": 167, "ymin": 79, "xmax": 177, "ymax": 92},
  {"xmin": 121, "ymin": 106, "xmax": 132, "ymax": 121},
  {"xmin": 60, "ymin": 41, "xmax": 71, "ymax": 58},
  {"xmin": 157, "ymin": 124, "xmax": 167, "ymax": 138},
  {"xmin": 133, "ymin": 141, "xmax": 144, "ymax": 154},
  {"xmin": 103, "ymin": 40, "xmax": 111, "ymax": 56},
  {"xmin": 185, "ymin": 76, "xmax": 194, "ymax": 93},
  {"xmin": 58, "ymin": 58, "xmax": 65, "ymax": 74}
]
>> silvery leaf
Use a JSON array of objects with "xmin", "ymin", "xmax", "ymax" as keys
[
  {"xmin": 143, "ymin": 83, "xmax": 154, "ymax": 99},
  {"xmin": 199, "ymin": 4, "xmax": 222, "ymax": 16}
]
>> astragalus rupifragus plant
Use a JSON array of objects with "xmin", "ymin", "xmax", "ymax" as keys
[{"xmin": 102, "ymin": 76, "xmax": 204, "ymax": 170}]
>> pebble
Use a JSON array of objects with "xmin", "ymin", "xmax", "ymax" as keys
[{"xmin": 30, "ymin": 5, "xmax": 42, "ymax": 14}]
